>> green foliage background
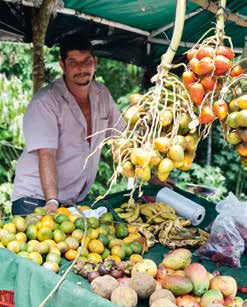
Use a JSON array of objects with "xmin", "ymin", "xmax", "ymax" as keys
[{"xmin": 0, "ymin": 42, "xmax": 246, "ymax": 215}]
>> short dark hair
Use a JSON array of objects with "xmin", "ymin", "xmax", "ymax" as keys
[{"xmin": 60, "ymin": 33, "xmax": 93, "ymax": 62}]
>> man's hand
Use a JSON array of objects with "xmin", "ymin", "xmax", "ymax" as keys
[
  {"xmin": 44, "ymin": 199, "xmax": 59, "ymax": 213},
  {"xmin": 44, "ymin": 202, "xmax": 58, "ymax": 214},
  {"xmin": 148, "ymin": 173, "xmax": 176, "ymax": 189}
]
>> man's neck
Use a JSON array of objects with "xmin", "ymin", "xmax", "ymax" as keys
[{"xmin": 64, "ymin": 77, "xmax": 90, "ymax": 100}]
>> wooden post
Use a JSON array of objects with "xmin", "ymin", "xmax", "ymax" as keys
[{"xmin": 32, "ymin": 0, "xmax": 58, "ymax": 94}]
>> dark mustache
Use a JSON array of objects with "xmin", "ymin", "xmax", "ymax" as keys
[{"xmin": 74, "ymin": 73, "xmax": 91, "ymax": 78}]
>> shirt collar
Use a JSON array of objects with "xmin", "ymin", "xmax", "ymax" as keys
[{"xmin": 53, "ymin": 77, "xmax": 101, "ymax": 103}]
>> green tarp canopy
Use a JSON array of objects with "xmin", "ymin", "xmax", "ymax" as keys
[
  {"xmin": 0, "ymin": 0, "xmax": 246, "ymax": 66},
  {"xmin": 0, "ymin": 186, "xmax": 246, "ymax": 307}
]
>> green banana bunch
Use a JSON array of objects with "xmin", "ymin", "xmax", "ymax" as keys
[{"xmin": 115, "ymin": 202, "xmax": 142, "ymax": 223}]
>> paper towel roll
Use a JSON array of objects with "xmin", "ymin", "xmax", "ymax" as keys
[{"xmin": 156, "ymin": 188, "xmax": 205, "ymax": 226}]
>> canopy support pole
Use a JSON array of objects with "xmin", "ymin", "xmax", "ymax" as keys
[{"xmin": 32, "ymin": 0, "xmax": 58, "ymax": 94}]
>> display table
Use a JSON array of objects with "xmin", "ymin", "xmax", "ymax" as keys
[{"xmin": 0, "ymin": 186, "xmax": 246, "ymax": 307}]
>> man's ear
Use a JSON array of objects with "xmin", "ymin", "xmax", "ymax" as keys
[
  {"xmin": 94, "ymin": 56, "xmax": 98, "ymax": 66},
  {"xmin": 60, "ymin": 60, "xmax": 65, "ymax": 73}
]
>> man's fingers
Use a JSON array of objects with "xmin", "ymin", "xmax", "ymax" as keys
[{"xmin": 44, "ymin": 203, "xmax": 58, "ymax": 213}]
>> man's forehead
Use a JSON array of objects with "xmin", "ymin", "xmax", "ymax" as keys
[{"xmin": 66, "ymin": 50, "xmax": 92, "ymax": 59}]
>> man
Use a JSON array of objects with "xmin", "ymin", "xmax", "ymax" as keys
[{"xmin": 12, "ymin": 34, "xmax": 125, "ymax": 214}]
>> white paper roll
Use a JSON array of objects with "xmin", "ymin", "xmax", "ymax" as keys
[{"xmin": 156, "ymin": 188, "xmax": 205, "ymax": 226}]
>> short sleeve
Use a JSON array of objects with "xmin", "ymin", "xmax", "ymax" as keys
[
  {"xmin": 23, "ymin": 94, "xmax": 59, "ymax": 153},
  {"xmin": 106, "ymin": 91, "xmax": 126, "ymax": 138}
]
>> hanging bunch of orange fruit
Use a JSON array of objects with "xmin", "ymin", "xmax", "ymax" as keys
[
  {"xmin": 182, "ymin": 19, "xmax": 246, "ymax": 166},
  {"xmin": 183, "ymin": 45, "xmax": 236, "ymax": 126}
]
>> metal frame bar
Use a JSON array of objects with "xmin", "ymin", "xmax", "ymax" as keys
[
  {"xmin": 148, "ymin": 37, "xmax": 243, "ymax": 54},
  {"xmin": 20, "ymin": 0, "xmax": 150, "ymax": 36},
  {"xmin": 1, "ymin": 0, "xmax": 244, "ymax": 54},
  {"xmin": 150, "ymin": 9, "xmax": 203, "ymax": 38}
]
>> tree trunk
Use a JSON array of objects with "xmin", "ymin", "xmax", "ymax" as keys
[{"xmin": 32, "ymin": 0, "xmax": 57, "ymax": 94}]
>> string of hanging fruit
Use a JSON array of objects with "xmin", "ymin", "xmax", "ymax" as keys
[
  {"xmin": 87, "ymin": 1, "xmax": 201, "ymax": 204},
  {"xmin": 182, "ymin": 1, "xmax": 247, "ymax": 166},
  {"xmin": 84, "ymin": 0, "xmax": 246, "ymax": 205}
]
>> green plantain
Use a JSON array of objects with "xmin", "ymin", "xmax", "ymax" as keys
[
  {"xmin": 118, "ymin": 210, "xmax": 135, "ymax": 219},
  {"xmin": 125, "ymin": 203, "xmax": 140, "ymax": 223}
]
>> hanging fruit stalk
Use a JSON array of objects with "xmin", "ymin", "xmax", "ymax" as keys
[
  {"xmin": 215, "ymin": 1, "xmax": 247, "ymax": 166},
  {"xmin": 221, "ymin": 64, "xmax": 247, "ymax": 166},
  {"xmin": 182, "ymin": 0, "xmax": 245, "ymax": 138},
  {"xmin": 182, "ymin": 0, "xmax": 247, "ymax": 167},
  {"xmin": 83, "ymin": 0, "xmax": 207, "ymax": 205}
]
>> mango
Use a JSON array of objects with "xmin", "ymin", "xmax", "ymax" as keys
[
  {"xmin": 224, "ymin": 296, "xmax": 244, "ymax": 307},
  {"xmin": 156, "ymin": 264, "xmax": 175, "ymax": 281},
  {"xmin": 210, "ymin": 276, "xmax": 237, "ymax": 298},
  {"xmin": 162, "ymin": 275, "xmax": 193, "ymax": 296},
  {"xmin": 200, "ymin": 290, "xmax": 224, "ymax": 307},
  {"xmin": 176, "ymin": 294, "xmax": 200, "ymax": 307},
  {"xmin": 162, "ymin": 248, "xmax": 192, "ymax": 270},
  {"xmin": 208, "ymin": 273, "xmax": 214, "ymax": 280},
  {"xmin": 174, "ymin": 270, "xmax": 185, "ymax": 277},
  {"xmin": 206, "ymin": 304, "xmax": 224, "ymax": 307},
  {"xmin": 184, "ymin": 263, "xmax": 210, "ymax": 296}
]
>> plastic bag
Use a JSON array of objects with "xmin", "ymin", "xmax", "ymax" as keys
[
  {"xmin": 216, "ymin": 193, "xmax": 247, "ymax": 249},
  {"xmin": 196, "ymin": 192, "xmax": 247, "ymax": 267}
]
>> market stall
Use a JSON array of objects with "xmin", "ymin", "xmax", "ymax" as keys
[
  {"xmin": 0, "ymin": 0, "xmax": 247, "ymax": 306},
  {"xmin": 0, "ymin": 186, "xmax": 247, "ymax": 307}
]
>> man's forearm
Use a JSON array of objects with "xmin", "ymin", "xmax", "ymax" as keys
[
  {"xmin": 38, "ymin": 149, "xmax": 57, "ymax": 201},
  {"xmin": 148, "ymin": 173, "xmax": 176, "ymax": 189}
]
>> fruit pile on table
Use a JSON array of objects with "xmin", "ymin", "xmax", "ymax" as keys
[
  {"xmin": 0, "ymin": 206, "xmax": 144, "ymax": 272},
  {"xmin": 75, "ymin": 248, "xmax": 245, "ymax": 307}
]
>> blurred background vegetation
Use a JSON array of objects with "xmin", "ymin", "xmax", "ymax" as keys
[{"xmin": 0, "ymin": 42, "xmax": 246, "ymax": 215}]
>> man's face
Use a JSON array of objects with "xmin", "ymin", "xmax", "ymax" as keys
[{"xmin": 60, "ymin": 50, "xmax": 97, "ymax": 86}]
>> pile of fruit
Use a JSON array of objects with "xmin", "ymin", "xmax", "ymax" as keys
[
  {"xmin": 155, "ymin": 248, "xmax": 244, "ymax": 307},
  {"xmin": 77, "ymin": 247, "xmax": 245, "ymax": 307},
  {"xmin": 0, "ymin": 206, "xmax": 144, "ymax": 272},
  {"xmin": 74, "ymin": 254, "xmax": 143, "ymax": 283},
  {"xmin": 116, "ymin": 201, "xmax": 209, "ymax": 249}
]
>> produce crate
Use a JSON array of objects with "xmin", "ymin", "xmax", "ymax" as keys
[{"xmin": 0, "ymin": 290, "xmax": 14, "ymax": 307}]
